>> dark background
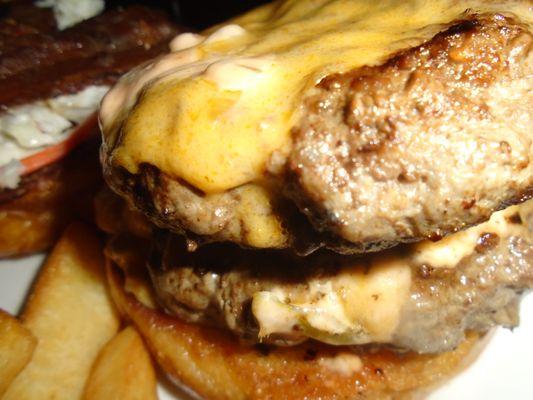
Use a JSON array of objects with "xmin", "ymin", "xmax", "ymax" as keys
[
  {"xmin": 107, "ymin": 0, "xmax": 270, "ymax": 29},
  {"xmin": 1, "ymin": 1, "xmax": 270, "ymax": 30},
  {"xmin": 175, "ymin": 0, "xmax": 271, "ymax": 29}
]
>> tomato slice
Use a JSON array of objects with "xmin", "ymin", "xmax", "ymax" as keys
[{"xmin": 20, "ymin": 113, "xmax": 99, "ymax": 175}]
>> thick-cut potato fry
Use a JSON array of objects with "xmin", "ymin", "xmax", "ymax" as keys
[
  {"xmin": 0, "ymin": 309, "xmax": 37, "ymax": 396},
  {"xmin": 83, "ymin": 326, "xmax": 157, "ymax": 400},
  {"xmin": 3, "ymin": 222, "xmax": 120, "ymax": 400}
]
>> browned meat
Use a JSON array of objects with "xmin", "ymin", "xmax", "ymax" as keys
[
  {"xmin": 0, "ymin": 5, "xmax": 182, "ymax": 107},
  {"xmin": 129, "ymin": 201, "xmax": 533, "ymax": 354},
  {"xmin": 289, "ymin": 13, "xmax": 532, "ymax": 250},
  {"xmin": 0, "ymin": 140, "xmax": 102, "ymax": 257},
  {"xmin": 104, "ymin": 164, "xmax": 328, "ymax": 254},
  {"xmin": 105, "ymin": 13, "xmax": 532, "ymax": 254},
  {"xmin": 0, "ymin": 1, "xmax": 56, "ymax": 38}
]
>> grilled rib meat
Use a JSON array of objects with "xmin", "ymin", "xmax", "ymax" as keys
[{"xmin": 0, "ymin": 5, "xmax": 181, "ymax": 107}]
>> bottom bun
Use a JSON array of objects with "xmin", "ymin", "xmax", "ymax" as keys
[
  {"xmin": 106, "ymin": 257, "xmax": 487, "ymax": 400},
  {"xmin": 0, "ymin": 141, "xmax": 101, "ymax": 257}
]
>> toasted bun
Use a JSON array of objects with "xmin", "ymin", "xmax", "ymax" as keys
[
  {"xmin": 0, "ymin": 141, "xmax": 101, "ymax": 257},
  {"xmin": 106, "ymin": 253, "xmax": 486, "ymax": 400}
]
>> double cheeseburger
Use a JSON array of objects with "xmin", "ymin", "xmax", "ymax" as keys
[
  {"xmin": 0, "ymin": 1, "xmax": 180, "ymax": 257},
  {"xmin": 97, "ymin": 0, "xmax": 533, "ymax": 398}
]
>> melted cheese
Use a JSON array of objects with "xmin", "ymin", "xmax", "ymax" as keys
[
  {"xmin": 37, "ymin": 0, "xmax": 104, "ymax": 30},
  {"xmin": 412, "ymin": 203, "xmax": 530, "ymax": 269},
  {"xmin": 233, "ymin": 184, "xmax": 288, "ymax": 248},
  {"xmin": 252, "ymin": 201, "xmax": 532, "ymax": 344},
  {"xmin": 100, "ymin": 0, "xmax": 533, "ymax": 194},
  {"xmin": 252, "ymin": 258, "xmax": 412, "ymax": 344}
]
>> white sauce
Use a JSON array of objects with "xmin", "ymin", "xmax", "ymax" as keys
[
  {"xmin": 204, "ymin": 24, "xmax": 247, "ymax": 44},
  {"xmin": 0, "ymin": 160, "xmax": 24, "ymax": 189},
  {"xmin": 0, "ymin": 85, "xmax": 109, "ymax": 188},
  {"xmin": 169, "ymin": 33, "xmax": 204, "ymax": 52},
  {"xmin": 36, "ymin": 0, "xmax": 104, "ymax": 30},
  {"xmin": 203, "ymin": 56, "xmax": 274, "ymax": 91}
]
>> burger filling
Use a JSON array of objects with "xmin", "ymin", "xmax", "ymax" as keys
[
  {"xmin": 0, "ymin": 85, "xmax": 109, "ymax": 189},
  {"xmin": 100, "ymin": 200, "xmax": 533, "ymax": 354}
]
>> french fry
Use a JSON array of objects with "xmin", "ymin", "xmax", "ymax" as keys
[
  {"xmin": 0, "ymin": 309, "xmax": 37, "ymax": 397},
  {"xmin": 83, "ymin": 326, "xmax": 157, "ymax": 400},
  {"xmin": 3, "ymin": 222, "xmax": 120, "ymax": 400}
]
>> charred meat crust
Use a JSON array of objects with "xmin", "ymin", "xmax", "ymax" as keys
[
  {"xmin": 104, "ymin": 13, "xmax": 532, "ymax": 253},
  {"xmin": 0, "ymin": 140, "xmax": 102, "ymax": 257},
  {"xmin": 103, "ymin": 163, "xmax": 317, "ymax": 252},
  {"xmin": 0, "ymin": 1, "xmax": 56, "ymax": 37},
  {"xmin": 0, "ymin": 5, "xmax": 182, "ymax": 107},
  {"xmin": 289, "ymin": 13, "xmax": 532, "ymax": 248},
  {"xmin": 0, "ymin": 160, "xmax": 58, "ymax": 204},
  {"xmin": 0, "ymin": 139, "xmax": 98, "ymax": 204}
]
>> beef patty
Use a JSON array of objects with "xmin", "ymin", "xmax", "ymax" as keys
[
  {"xmin": 104, "ymin": 12, "xmax": 532, "ymax": 254},
  {"xmin": 289, "ymin": 13, "xmax": 532, "ymax": 250},
  {"xmin": 110, "ymin": 201, "xmax": 533, "ymax": 354}
]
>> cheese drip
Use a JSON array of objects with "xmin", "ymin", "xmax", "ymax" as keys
[{"xmin": 100, "ymin": 0, "xmax": 533, "ymax": 194}]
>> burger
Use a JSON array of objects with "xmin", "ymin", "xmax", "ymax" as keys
[
  {"xmin": 96, "ymin": 0, "xmax": 533, "ymax": 398},
  {"xmin": 0, "ymin": 0, "xmax": 180, "ymax": 257}
]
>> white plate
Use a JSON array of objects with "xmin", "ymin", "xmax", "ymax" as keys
[{"xmin": 1, "ymin": 255, "xmax": 532, "ymax": 399}]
